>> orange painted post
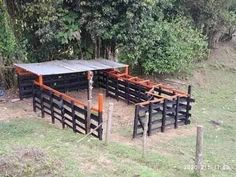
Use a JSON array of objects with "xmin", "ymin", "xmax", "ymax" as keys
[
  {"xmin": 125, "ymin": 66, "xmax": 129, "ymax": 75},
  {"xmin": 98, "ymin": 93, "xmax": 104, "ymax": 113},
  {"xmin": 38, "ymin": 75, "xmax": 43, "ymax": 85},
  {"xmin": 98, "ymin": 93, "xmax": 104, "ymax": 140},
  {"xmin": 15, "ymin": 67, "xmax": 21, "ymax": 75}
]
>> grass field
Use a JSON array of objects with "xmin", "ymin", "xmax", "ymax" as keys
[{"xmin": 0, "ymin": 47, "xmax": 236, "ymax": 177}]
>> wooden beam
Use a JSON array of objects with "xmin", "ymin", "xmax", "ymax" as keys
[
  {"xmin": 137, "ymin": 98, "xmax": 164, "ymax": 107},
  {"xmin": 138, "ymin": 80, "xmax": 150, "ymax": 84},
  {"xmin": 128, "ymin": 77, "xmax": 138, "ymax": 81}
]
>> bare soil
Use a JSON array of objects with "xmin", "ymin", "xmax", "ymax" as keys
[{"xmin": 0, "ymin": 90, "xmax": 36, "ymax": 122}]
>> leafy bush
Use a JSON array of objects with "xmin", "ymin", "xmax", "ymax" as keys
[
  {"xmin": 0, "ymin": 1, "xmax": 16, "ymax": 58},
  {"xmin": 120, "ymin": 17, "xmax": 208, "ymax": 74},
  {"xmin": 21, "ymin": 0, "xmax": 82, "ymax": 62},
  {"xmin": 176, "ymin": 0, "xmax": 236, "ymax": 47}
]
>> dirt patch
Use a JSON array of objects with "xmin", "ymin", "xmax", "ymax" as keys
[
  {"xmin": 0, "ymin": 147, "xmax": 62, "ymax": 177},
  {"xmin": 191, "ymin": 68, "xmax": 208, "ymax": 88},
  {"xmin": 67, "ymin": 89, "xmax": 135, "ymax": 134},
  {"xmin": 0, "ymin": 99, "xmax": 36, "ymax": 121},
  {"xmin": 209, "ymin": 41, "xmax": 236, "ymax": 70}
]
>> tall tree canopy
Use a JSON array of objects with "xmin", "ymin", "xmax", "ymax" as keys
[{"xmin": 1, "ymin": 0, "xmax": 236, "ymax": 74}]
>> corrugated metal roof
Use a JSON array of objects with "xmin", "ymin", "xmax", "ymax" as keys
[{"xmin": 15, "ymin": 59, "xmax": 127, "ymax": 75}]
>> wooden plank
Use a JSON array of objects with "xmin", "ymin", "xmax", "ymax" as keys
[
  {"xmin": 60, "ymin": 96, "xmax": 65, "ymax": 129},
  {"xmin": 40, "ymin": 88, "xmax": 45, "ymax": 118},
  {"xmin": 71, "ymin": 101, "xmax": 76, "ymax": 132},
  {"xmin": 161, "ymin": 99, "xmax": 167, "ymax": 132},
  {"xmin": 98, "ymin": 112, "xmax": 103, "ymax": 140},
  {"xmin": 148, "ymin": 102, "xmax": 153, "ymax": 136},
  {"xmin": 133, "ymin": 105, "xmax": 139, "ymax": 138},
  {"xmin": 174, "ymin": 97, "xmax": 179, "ymax": 129}
]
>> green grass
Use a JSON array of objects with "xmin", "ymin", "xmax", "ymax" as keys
[
  {"xmin": 0, "ymin": 119, "xmax": 195, "ymax": 177},
  {"xmin": 0, "ymin": 63, "xmax": 236, "ymax": 177}
]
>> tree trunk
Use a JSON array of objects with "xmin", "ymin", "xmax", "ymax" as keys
[
  {"xmin": 94, "ymin": 39, "xmax": 97, "ymax": 59},
  {"xmin": 97, "ymin": 37, "xmax": 101, "ymax": 59}
]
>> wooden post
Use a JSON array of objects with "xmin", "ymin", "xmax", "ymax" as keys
[
  {"xmin": 188, "ymin": 85, "xmax": 192, "ymax": 96},
  {"xmin": 86, "ymin": 71, "xmax": 93, "ymax": 134},
  {"xmin": 125, "ymin": 80, "xmax": 128, "ymax": 103},
  {"xmin": 98, "ymin": 93, "xmax": 104, "ymax": 113},
  {"xmin": 148, "ymin": 102, "xmax": 153, "ymax": 136},
  {"xmin": 71, "ymin": 100, "xmax": 76, "ymax": 132},
  {"xmin": 158, "ymin": 86, "xmax": 162, "ymax": 96},
  {"xmin": 86, "ymin": 100, "xmax": 92, "ymax": 134},
  {"xmin": 127, "ymin": 82, "xmax": 130, "ymax": 105},
  {"xmin": 115, "ymin": 79, "xmax": 119, "ymax": 101},
  {"xmin": 49, "ymin": 90, "xmax": 55, "ymax": 124},
  {"xmin": 32, "ymin": 84, "xmax": 36, "ymax": 112},
  {"xmin": 87, "ymin": 71, "xmax": 93, "ymax": 100},
  {"xmin": 125, "ymin": 65, "xmax": 129, "ymax": 75},
  {"xmin": 105, "ymin": 102, "xmax": 114, "ymax": 145},
  {"xmin": 137, "ymin": 87, "xmax": 141, "ymax": 102},
  {"xmin": 105, "ymin": 74, "xmax": 109, "ymax": 97},
  {"xmin": 98, "ymin": 93, "xmax": 104, "ymax": 140},
  {"xmin": 185, "ymin": 85, "xmax": 192, "ymax": 125},
  {"xmin": 39, "ymin": 75, "xmax": 43, "ymax": 85},
  {"xmin": 174, "ymin": 96, "xmax": 180, "ymax": 129},
  {"xmin": 133, "ymin": 105, "xmax": 139, "ymax": 138},
  {"xmin": 40, "ymin": 88, "xmax": 45, "ymax": 118},
  {"xmin": 60, "ymin": 95, "xmax": 65, "ymax": 129},
  {"xmin": 161, "ymin": 99, "xmax": 167, "ymax": 132},
  {"xmin": 195, "ymin": 125, "xmax": 203, "ymax": 175},
  {"xmin": 142, "ymin": 112, "xmax": 149, "ymax": 158}
]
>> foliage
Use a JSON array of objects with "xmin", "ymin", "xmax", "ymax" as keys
[
  {"xmin": 79, "ymin": 0, "xmax": 150, "ymax": 58},
  {"xmin": 20, "ymin": 0, "xmax": 81, "ymax": 62},
  {"xmin": 2, "ymin": 0, "xmax": 236, "ymax": 75},
  {"xmin": 175, "ymin": 0, "xmax": 236, "ymax": 46},
  {"xmin": 0, "ymin": 0, "xmax": 16, "ymax": 59},
  {"xmin": 120, "ymin": 16, "xmax": 208, "ymax": 74}
]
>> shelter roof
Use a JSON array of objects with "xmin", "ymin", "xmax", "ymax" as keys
[{"xmin": 15, "ymin": 59, "xmax": 127, "ymax": 75}]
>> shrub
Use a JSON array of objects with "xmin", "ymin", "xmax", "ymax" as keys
[
  {"xmin": 0, "ymin": 1, "xmax": 16, "ymax": 58},
  {"xmin": 120, "ymin": 17, "xmax": 208, "ymax": 74}
]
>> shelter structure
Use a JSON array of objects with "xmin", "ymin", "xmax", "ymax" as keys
[{"xmin": 15, "ymin": 59, "xmax": 194, "ymax": 140}]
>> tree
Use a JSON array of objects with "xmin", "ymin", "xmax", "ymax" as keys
[
  {"xmin": 0, "ymin": 0, "xmax": 17, "ymax": 60},
  {"xmin": 175, "ymin": 0, "xmax": 236, "ymax": 47},
  {"xmin": 120, "ymin": 16, "xmax": 208, "ymax": 74},
  {"xmin": 79, "ymin": 0, "xmax": 149, "ymax": 59}
]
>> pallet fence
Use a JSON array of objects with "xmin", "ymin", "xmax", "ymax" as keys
[
  {"xmin": 33, "ymin": 82, "xmax": 103, "ymax": 140},
  {"xmin": 97, "ymin": 70, "xmax": 194, "ymax": 138},
  {"xmin": 17, "ymin": 72, "xmax": 89, "ymax": 99},
  {"xmin": 16, "ymin": 67, "xmax": 194, "ymax": 139}
]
